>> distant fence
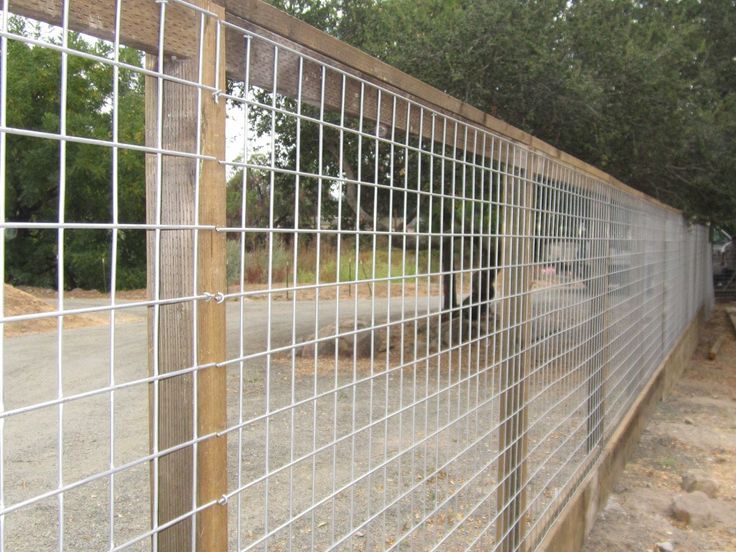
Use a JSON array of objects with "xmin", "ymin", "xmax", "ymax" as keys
[
  {"xmin": 0, "ymin": 1, "xmax": 713, "ymax": 551},
  {"xmin": 713, "ymin": 229, "xmax": 736, "ymax": 301}
]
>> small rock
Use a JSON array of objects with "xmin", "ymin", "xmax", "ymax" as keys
[
  {"xmin": 613, "ymin": 481, "xmax": 628, "ymax": 494},
  {"xmin": 681, "ymin": 469, "xmax": 719, "ymax": 498},
  {"xmin": 684, "ymin": 417, "xmax": 695, "ymax": 425},
  {"xmin": 670, "ymin": 491, "xmax": 714, "ymax": 528},
  {"xmin": 654, "ymin": 542, "xmax": 674, "ymax": 552},
  {"xmin": 603, "ymin": 495, "xmax": 626, "ymax": 516}
]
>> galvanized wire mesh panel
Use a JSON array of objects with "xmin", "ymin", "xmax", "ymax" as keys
[
  {"xmin": 713, "ymin": 228, "xmax": 735, "ymax": 302},
  {"xmin": 0, "ymin": 1, "xmax": 713, "ymax": 551},
  {"xmin": 221, "ymin": 26, "xmax": 513, "ymax": 550}
]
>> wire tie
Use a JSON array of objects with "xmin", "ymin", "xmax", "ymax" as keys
[
  {"xmin": 214, "ymin": 292, "xmax": 225, "ymax": 304},
  {"xmin": 218, "ymin": 495, "xmax": 228, "ymax": 506}
]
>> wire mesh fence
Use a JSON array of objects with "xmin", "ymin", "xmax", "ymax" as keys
[
  {"xmin": 713, "ymin": 228, "xmax": 736, "ymax": 302},
  {"xmin": 0, "ymin": 1, "xmax": 713, "ymax": 551}
]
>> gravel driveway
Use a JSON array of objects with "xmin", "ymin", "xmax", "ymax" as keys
[{"xmin": 3, "ymin": 285, "xmax": 595, "ymax": 550}]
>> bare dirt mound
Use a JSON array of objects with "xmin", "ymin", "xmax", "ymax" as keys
[{"xmin": 4, "ymin": 284, "xmax": 113, "ymax": 336}]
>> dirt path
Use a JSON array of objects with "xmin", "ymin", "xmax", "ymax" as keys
[{"xmin": 583, "ymin": 303, "xmax": 736, "ymax": 552}]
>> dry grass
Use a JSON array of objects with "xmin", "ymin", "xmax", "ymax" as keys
[{"xmin": 227, "ymin": 236, "xmax": 441, "ymax": 287}]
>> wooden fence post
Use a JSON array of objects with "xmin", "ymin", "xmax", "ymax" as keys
[
  {"xmin": 586, "ymin": 188, "xmax": 612, "ymax": 452},
  {"xmin": 145, "ymin": 51, "xmax": 198, "ymax": 552},
  {"xmin": 145, "ymin": 2, "xmax": 227, "ymax": 550},
  {"xmin": 496, "ymin": 149, "xmax": 536, "ymax": 551},
  {"xmin": 196, "ymin": 2, "xmax": 228, "ymax": 551}
]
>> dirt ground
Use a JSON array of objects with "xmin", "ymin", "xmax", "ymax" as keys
[
  {"xmin": 2, "ymin": 280, "xmax": 591, "ymax": 551},
  {"xmin": 583, "ymin": 303, "xmax": 736, "ymax": 552},
  {"xmin": 9, "ymin": 270, "xmax": 560, "ymax": 334},
  {"xmin": 5, "ymin": 284, "xmax": 145, "ymax": 336},
  {"xmin": 2, "ymin": 278, "xmax": 665, "ymax": 551}
]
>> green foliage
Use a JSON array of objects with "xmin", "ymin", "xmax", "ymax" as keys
[
  {"xmin": 5, "ymin": 18, "xmax": 146, "ymax": 289},
  {"xmin": 268, "ymin": 0, "xmax": 736, "ymax": 229}
]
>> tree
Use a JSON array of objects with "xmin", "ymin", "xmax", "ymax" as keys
[
  {"xmin": 5, "ymin": 17, "xmax": 146, "ymax": 289},
  {"xmin": 265, "ymin": 0, "xmax": 736, "ymax": 230}
]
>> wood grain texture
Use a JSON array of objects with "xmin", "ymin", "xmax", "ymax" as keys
[
  {"xmin": 223, "ymin": 0, "xmax": 681, "ymax": 214},
  {"xmin": 145, "ymin": 48, "xmax": 198, "ymax": 552},
  {"xmin": 196, "ymin": 3, "xmax": 228, "ymax": 551},
  {"xmin": 11, "ymin": 0, "xmax": 198, "ymax": 58},
  {"xmin": 707, "ymin": 334, "xmax": 725, "ymax": 360},
  {"xmin": 495, "ymin": 152, "xmax": 535, "ymax": 551},
  {"xmin": 727, "ymin": 309, "xmax": 736, "ymax": 336},
  {"xmin": 586, "ymin": 188, "xmax": 613, "ymax": 454},
  {"xmin": 144, "ymin": 2, "xmax": 227, "ymax": 549},
  {"xmin": 224, "ymin": 13, "xmax": 498, "ymax": 161}
]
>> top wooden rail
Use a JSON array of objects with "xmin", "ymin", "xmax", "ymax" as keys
[{"xmin": 7, "ymin": 0, "xmax": 680, "ymax": 215}]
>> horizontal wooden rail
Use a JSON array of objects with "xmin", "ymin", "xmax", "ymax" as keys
[{"xmin": 10, "ymin": 0, "xmax": 198, "ymax": 58}]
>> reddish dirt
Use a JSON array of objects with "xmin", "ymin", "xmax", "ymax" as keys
[
  {"xmin": 4, "ymin": 284, "xmax": 102, "ymax": 336},
  {"xmin": 5, "ymin": 284, "xmax": 143, "ymax": 336}
]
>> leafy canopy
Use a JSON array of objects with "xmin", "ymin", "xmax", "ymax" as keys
[
  {"xmin": 268, "ymin": 0, "xmax": 736, "ymax": 231},
  {"xmin": 5, "ymin": 17, "xmax": 146, "ymax": 289}
]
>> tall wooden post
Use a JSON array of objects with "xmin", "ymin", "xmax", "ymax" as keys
[
  {"xmin": 145, "ymin": 2, "xmax": 227, "ymax": 550},
  {"xmin": 196, "ymin": 2, "xmax": 228, "ymax": 550},
  {"xmin": 145, "ymin": 52, "xmax": 198, "ymax": 552},
  {"xmin": 496, "ymin": 150, "xmax": 536, "ymax": 551},
  {"xmin": 586, "ymin": 188, "xmax": 612, "ymax": 452}
]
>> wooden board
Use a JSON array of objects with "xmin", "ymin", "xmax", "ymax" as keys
[
  {"xmin": 495, "ymin": 152, "xmax": 535, "ymax": 551},
  {"xmin": 143, "ymin": 2, "xmax": 228, "ymax": 549},
  {"xmin": 10, "ymin": 0, "xmax": 199, "ymax": 58},
  {"xmin": 727, "ymin": 308, "xmax": 736, "ymax": 336},
  {"xmin": 195, "ymin": 2, "xmax": 228, "ymax": 551},
  {"xmin": 224, "ymin": 15, "xmax": 511, "ymax": 166},
  {"xmin": 223, "ymin": 1, "xmax": 681, "ymax": 214},
  {"xmin": 586, "ymin": 190, "xmax": 613, "ymax": 453},
  {"xmin": 708, "ymin": 335, "xmax": 726, "ymax": 360},
  {"xmin": 145, "ymin": 52, "xmax": 198, "ymax": 550}
]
